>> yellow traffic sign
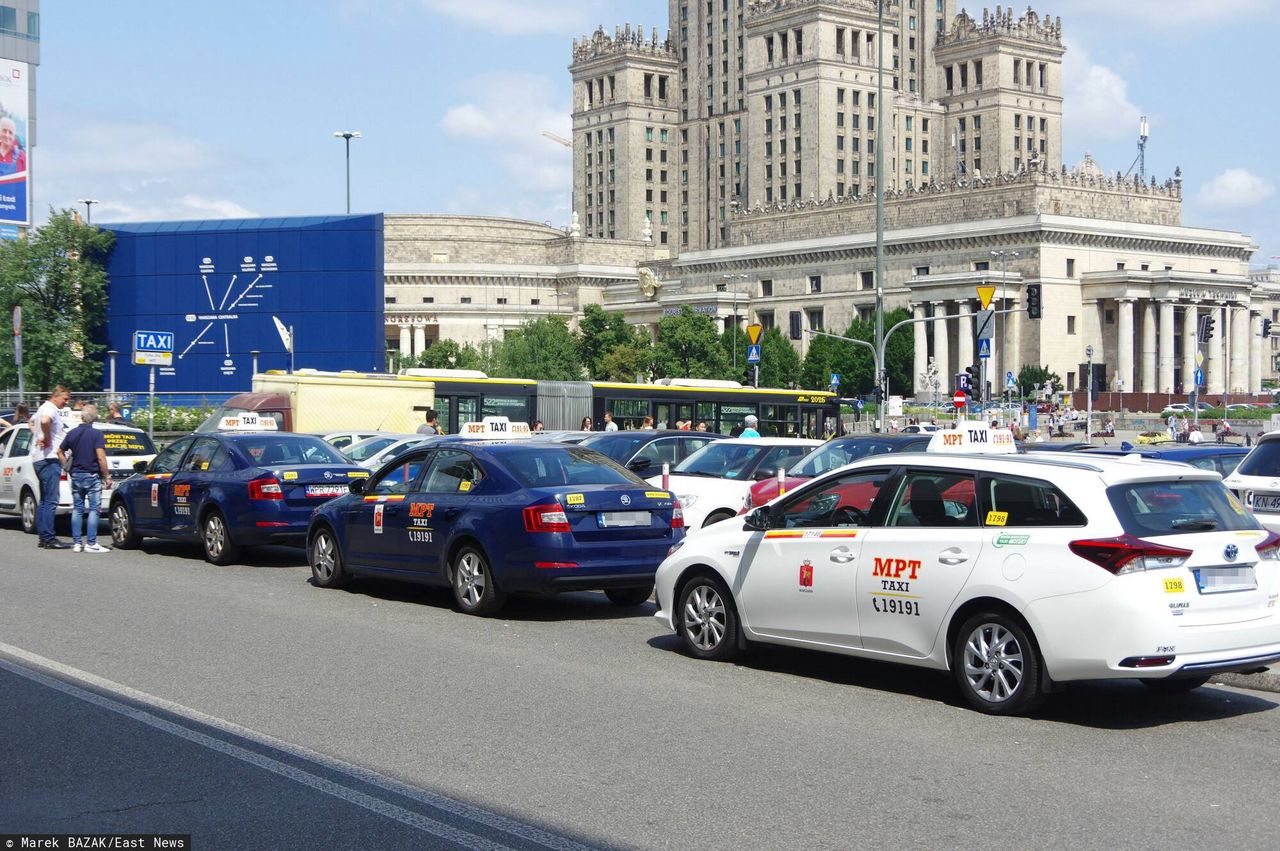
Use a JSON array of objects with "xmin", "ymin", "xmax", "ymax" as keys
[
  {"xmin": 745, "ymin": 323, "xmax": 763, "ymax": 345},
  {"xmin": 976, "ymin": 284, "xmax": 997, "ymax": 310}
]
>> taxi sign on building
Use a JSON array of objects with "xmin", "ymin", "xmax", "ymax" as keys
[
  {"xmin": 458, "ymin": 417, "xmax": 532, "ymax": 440},
  {"xmin": 926, "ymin": 421, "xmax": 1017, "ymax": 454}
]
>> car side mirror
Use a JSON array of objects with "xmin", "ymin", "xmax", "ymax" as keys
[
  {"xmin": 752, "ymin": 469, "xmax": 775, "ymax": 480},
  {"xmin": 628, "ymin": 458, "xmax": 652, "ymax": 473},
  {"xmin": 744, "ymin": 507, "xmax": 771, "ymax": 531},
  {"xmin": 348, "ymin": 479, "xmax": 366, "ymax": 495},
  {"xmin": 133, "ymin": 460, "xmax": 148, "ymax": 473}
]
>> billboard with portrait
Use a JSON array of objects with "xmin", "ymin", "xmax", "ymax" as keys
[{"xmin": 0, "ymin": 59, "xmax": 30, "ymax": 226}]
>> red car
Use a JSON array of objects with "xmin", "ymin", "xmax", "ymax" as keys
[{"xmin": 743, "ymin": 434, "xmax": 933, "ymax": 513}]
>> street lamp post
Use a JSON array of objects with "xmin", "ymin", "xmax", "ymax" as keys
[
  {"xmin": 722, "ymin": 274, "xmax": 749, "ymax": 374},
  {"xmin": 332, "ymin": 131, "xmax": 362, "ymax": 214},
  {"xmin": 78, "ymin": 199, "xmax": 98, "ymax": 225},
  {"xmin": 990, "ymin": 249, "xmax": 1019, "ymax": 413},
  {"xmin": 874, "ymin": 0, "xmax": 886, "ymax": 431}
]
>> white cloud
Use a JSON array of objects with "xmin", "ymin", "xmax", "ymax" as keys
[
  {"xmin": 418, "ymin": 0, "xmax": 590, "ymax": 36},
  {"xmin": 1061, "ymin": 39, "xmax": 1142, "ymax": 143},
  {"xmin": 1053, "ymin": 0, "xmax": 1272, "ymax": 29},
  {"xmin": 1194, "ymin": 169, "xmax": 1276, "ymax": 209}
]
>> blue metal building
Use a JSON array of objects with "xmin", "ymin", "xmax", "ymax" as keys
[{"xmin": 102, "ymin": 214, "xmax": 384, "ymax": 394}]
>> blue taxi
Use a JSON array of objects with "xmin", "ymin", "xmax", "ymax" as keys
[
  {"xmin": 108, "ymin": 418, "xmax": 368, "ymax": 565},
  {"xmin": 306, "ymin": 418, "xmax": 685, "ymax": 615}
]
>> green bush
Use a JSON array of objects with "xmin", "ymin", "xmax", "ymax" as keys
[{"xmin": 128, "ymin": 405, "xmax": 215, "ymax": 433}]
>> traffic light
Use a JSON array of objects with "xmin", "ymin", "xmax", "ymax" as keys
[
  {"xmin": 1198, "ymin": 313, "xmax": 1216, "ymax": 343},
  {"xmin": 1025, "ymin": 284, "xmax": 1042, "ymax": 320},
  {"xmin": 964, "ymin": 365, "xmax": 981, "ymax": 401},
  {"xmin": 1263, "ymin": 318, "xmax": 1273, "ymax": 338},
  {"xmin": 873, "ymin": 385, "xmax": 885, "ymax": 403}
]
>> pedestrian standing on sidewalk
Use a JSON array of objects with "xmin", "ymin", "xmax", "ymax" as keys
[
  {"xmin": 61, "ymin": 403, "xmax": 112, "ymax": 553},
  {"xmin": 33, "ymin": 385, "xmax": 72, "ymax": 549}
]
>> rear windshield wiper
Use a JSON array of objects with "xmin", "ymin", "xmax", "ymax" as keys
[{"xmin": 1169, "ymin": 518, "xmax": 1218, "ymax": 530}]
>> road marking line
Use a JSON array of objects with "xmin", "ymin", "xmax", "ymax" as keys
[{"xmin": 0, "ymin": 643, "xmax": 597, "ymax": 851}]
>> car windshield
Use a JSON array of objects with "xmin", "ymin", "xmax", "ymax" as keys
[
  {"xmin": 1108, "ymin": 480, "xmax": 1260, "ymax": 536},
  {"xmin": 239, "ymin": 436, "xmax": 348, "ymax": 466},
  {"xmin": 675, "ymin": 442, "xmax": 770, "ymax": 478},
  {"xmin": 502, "ymin": 447, "xmax": 646, "ymax": 488},
  {"xmin": 791, "ymin": 438, "xmax": 922, "ymax": 478},
  {"xmin": 579, "ymin": 433, "xmax": 652, "ymax": 464},
  {"xmin": 101, "ymin": 430, "xmax": 157, "ymax": 457},
  {"xmin": 1237, "ymin": 442, "xmax": 1280, "ymax": 477},
  {"xmin": 345, "ymin": 436, "xmax": 398, "ymax": 461}
]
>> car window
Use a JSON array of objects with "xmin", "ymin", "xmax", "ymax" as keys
[
  {"xmin": 774, "ymin": 469, "xmax": 893, "ymax": 529},
  {"xmin": 1236, "ymin": 442, "xmax": 1280, "ymax": 477},
  {"xmin": 328, "ymin": 435, "xmax": 355, "ymax": 450},
  {"xmin": 345, "ymin": 436, "xmax": 397, "ymax": 462},
  {"xmin": 753, "ymin": 445, "xmax": 811, "ymax": 479},
  {"xmin": 635, "ymin": 438, "xmax": 681, "ymax": 466},
  {"xmin": 150, "ymin": 437, "xmax": 195, "ymax": 474},
  {"xmin": 8, "ymin": 427, "xmax": 32, "ymax": 458},
  {"xmin": 1218, "ymin": 456, "xmax": 1243, "ymax": 476},
  {"xmin": 381, "ymin": 440, "xmax": 426, "ymax": 464},
  {"xmin": 504, "ymin": 447, "xmax": 645, "ymax": 488},
  {"xmin": 1188, "ymin": 457, "xmax": 1219, "ymax": 472},
  {"xmin": 674, "ymin": 442, "xmax": 767, "ymax": 478},
  {"xmin": 184, "ymin": 438, "xmax": 221, "ymax": 472},
  {"xmin": 240, "ymin": 436, "xmax": 348, "ymax": 466},
  {"xmin": 1109, "ymin": 480, "xmax": 1260, "ymax": 536},
  {"xmin": 370, "ymin": 457, "xmax": 430, "ymax": 496},
  {"xmin": 887, "ymin": 471, "xmax": 977, "ymax": 527},
  {"xmin": 679, "ymin": 436, "xmax": 716, "ymax": 461},
  {"xmin": 420, "ymin": 449, "xmax": 485, "ymax": 494},
  {"xmin": 979, "ymin": 475, "xmax": 1087, "ymax": 527},
  {"xmin": 580, "ymin": 433, "xmax": 649, "ymax": 464}
]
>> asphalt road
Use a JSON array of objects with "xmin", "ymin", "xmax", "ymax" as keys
[{"xmin": 2, "ymin": 520, "xmax": 1279, "ymax": 850}]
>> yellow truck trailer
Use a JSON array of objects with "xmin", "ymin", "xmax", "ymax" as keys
[{"xmin": 197, "ymin": 371, "xmax": 436, "ymax": 433}]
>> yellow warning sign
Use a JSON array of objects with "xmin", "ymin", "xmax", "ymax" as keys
[
  {"xmin": 976, "ymin": 285, "xmax": 997, "ymax": 310},
  {"xmin": 745, "ymin": 323, "xmax": 763, "ymax": 345}
]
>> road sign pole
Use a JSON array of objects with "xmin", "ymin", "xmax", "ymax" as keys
[
  {"xmin": 148, "ymin": 366, "xmax": 156, "ymax": 440},
  {"xmin": 1086, "ymin": 347, "xmax": 1094, "ymax": 445},
  {"xmin": 13, "ymin": 304, "xmax": 22, "ymax": 407},
  {"xmin": 753, "ymin": 364, "xmax": 759, "ymax": 389}
]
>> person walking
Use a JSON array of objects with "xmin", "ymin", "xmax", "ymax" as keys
[
  {"xmin": 61, "ymin": 403, "xmax": 112, "ymax": 553},
  {"xmin": 33, "ymin": 386, "xmax": 72, "ymax": 549}
]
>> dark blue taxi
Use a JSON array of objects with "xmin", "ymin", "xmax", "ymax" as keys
[
  {"xmin": 306, "ymin": 432, "xmax": 685, "ymax": 616},
  {"xmin": 108, "ymin": 429, "xmax": 368, "ymax": 564}
]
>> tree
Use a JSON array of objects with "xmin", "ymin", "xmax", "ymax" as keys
[
  {"xmin": 653, "ymin": 306, "xmax": 728, "ymax": 379},
  {"xmin": 0, "ymin": 210, "xmax": 115, "ymax": 393},
  {"xmin": 598, "ymin": 336, "xmax": 656, "ymax": 382},
  {"xmin": 1017, "ymin": 364, "xmax": 1062, "ymax": 400},
  {"xmin": 577, "ymin": 304, "xmax": 635, "ymax": 379},
  {"xmin": 412, "ymin": 339, "xmax": 485, "ymax": 371},
  {"xmin": 719, "ymin": 325, "xmax": 750, "ymax": 383},
  {"xmin": 499, "ymin": 316, "xmax": 583, "ymax": 380},
  {"xmin": 800, "ymin": 332, "xmax": 851, "ymax": 394},
  {"xmin": 755, "ymin": 327, "xmax": 801, "ymax": 389}
]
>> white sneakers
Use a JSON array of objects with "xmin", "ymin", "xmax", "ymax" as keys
[{"xmin": 72, "ymin": 543, "xmax": 112, "ymax": 553}]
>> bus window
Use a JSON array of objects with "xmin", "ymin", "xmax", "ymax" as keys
[
  {"xmin": 606, "ymin": 399, "xmax": 650, "ymax": 430},
  {"xmin": 695, "ymin": 402, "xmax": 716, "ymax": 431},
  {"xmin": 719, "ymin": 402, "xmax": 756, "ymax": 435},
  {"xmin": 760, "ymin": 404, "xmax": 799, "ymax": 438},
  {"xmin": 483, "ymin": 395, "xmax": 530, "ymax": 423}
]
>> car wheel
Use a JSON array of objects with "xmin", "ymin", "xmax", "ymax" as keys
[
  {"xmin": 309, "ymin": 526, "xmax": 347, "ymax": 589},
  {"xmin": 1140, "ymin": 676, "xmax": 1210, "ymax": 694},
  {"xmin": 677, "ymin": 574, "xmax": 739, "ymax": 662},
  {"xmin": 604, "ymin": 584, "xmax": 654, "ymax": 607},
  {"xmin": 451, "ymin": 545, "xmax": 505, "ymax": 616},
  {"xmin": 20, "ymin": 488, "xmax": 37, "ymax": 535},
  {"xmin": 702, "ymin": 510, "xmax": 734, "ymax": 528},
  {"xmin": 109, "ymin": 500, "xmax": 141, "ymax": 549},
  {"xmin": 952, "ymin": 612, "xmax": 1045, "ymax": 716},
  {"xmin": 201, "ymin": 509, "xmax": 240, "ymax": 566}
]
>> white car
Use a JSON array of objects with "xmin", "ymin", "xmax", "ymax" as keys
[
  {"xmin": 899, "ymin": 423, "xmax": 942, "ymax": 434},
  {"xmin": 655, "ymin": 422, "xmax": 1280, "ymax": 715},
  {"xmin": 0, "ymin": 422, "xmax": 158, "ymax": 534},
  {"xmin": 1224, "ymin": 432, "xmax": 1280, "ymax": 532},
  {"xmin": 646, "ymin": 437, "xmax": 820, "ymax": 530},
  {"xmin": 319, "ymin": 430, "xmax": 385, "ymax": 451},
  {"xmin": 352, "ymin": 434, "xmax": 441, "ymax": 470}
]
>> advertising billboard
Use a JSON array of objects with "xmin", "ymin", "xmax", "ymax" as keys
[
  {"xmin": 103, "ymin": 214, "xmax": 385, "ymax": 393},
  {"xmin": 0, "ymin": 59, "xmax": 29, "ymax": 226}
]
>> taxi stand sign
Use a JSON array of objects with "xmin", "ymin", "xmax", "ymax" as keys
[
  {"xmin": 458, "ymin": 417, "xmax": 532, "ymax": 440},
  {"xmin": 133, "ymin": 330, "xmax": 174, "ymax": 366},
  {"xmin": 216, "ymin": 413, "xmax": 279, "ymax": 432},
  {"xmin": 925, "ymin": 420, "xmax": 1017, "ymax": 454}
]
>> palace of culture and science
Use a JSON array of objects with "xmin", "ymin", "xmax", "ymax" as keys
[{"xmin": 383, "ymin": 1, "xmax": 1275, "ymax": 400}]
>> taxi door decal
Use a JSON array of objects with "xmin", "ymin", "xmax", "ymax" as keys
[{"xmin": 374, "ymin": 503, "xmax": 385, "ymax": 535}]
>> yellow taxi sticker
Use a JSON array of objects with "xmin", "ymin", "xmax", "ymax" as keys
[
  {"xmin": 645, "ymin": 491, "xmax": 671, "ymax": 499},
  {"xmin": 200, "ymin": 462, "xmax": 210, "ymax": 470},
  {"xmin": 347, "ymin": 471, "xmax": 369, "ymax": 478},
  {"xmin": 458, "ymin": 480, "xmax": 472, "ymax": 492},
  {"xmin": 1164, "ymin": 578, "xmax": 1185, "ymax": 593},
  {"xmin": 282, "ymin": 471, "xmax": 298, "ymax": 480},
  {"xmin": 1227, "ymin": 493, "xmax": 1247, "ymax": 516},
  {"xmin": 985, "ymin": 511, "xmax": 1008, "ymax": 527},
  {"xmin": 566, "ymin": 493, "xmax": 585, "ymax": 505}
]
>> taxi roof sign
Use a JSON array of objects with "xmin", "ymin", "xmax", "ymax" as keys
[
  {"xmin": 926, "ymin": 420, "xmax": 1017, "ymax": 454},
  {"xmin": 458, "ymin": 416, "xmax": 532, "ymax": 440},
  {"xmin": 217, "ymin": 413, "xmax": 279, "ymax": 432}
]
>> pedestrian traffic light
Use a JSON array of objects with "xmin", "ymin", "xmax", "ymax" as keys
[
  {"xmin": 1025, "ymin": 283, "xmax": 1042, "ymax": 320},
  {"xmin": 1263, "ymin": 318, "xmax": 1273, "ymax": 338}
]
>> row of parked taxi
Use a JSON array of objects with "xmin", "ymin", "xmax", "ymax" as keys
[{"xmin": 7, "ymin": 412, "xmax": 1280, "ymax": 716}]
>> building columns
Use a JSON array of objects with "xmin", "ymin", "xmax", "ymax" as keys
[
  {"xmin": 1140, "ymin": 299, "xmax": 1157, "ymax": 392},
  {"xmin": 413, "ymin": 323, "xmax": 427, "ymax": 357},
  {"xmin": 1230, "ymin": 306, "xmax": 1250, "ymax": 394},
  {"xmin": 1183, "ymin": 304, "xmax": 1199, "ymax": 394},
  {"xmin": 957, "ymin": 300, "xmax": 973, "ymax": 368},
  {"xmin": 1158, "ymin": 300, "xmax": 1175, "ymax": 394},
  {"xmin": 1251, "ymin": 312, "xmax": 1265, "ymax": 394},
  {"xmin": 932, "ymin": 301, "xmax": 950, "ymax": 385},
  {"xmin": 1207, "ymin": 304, "xmax": 1225, "ymax": 395},
  {"xmin": 913, "ymin": 303, "xmax": 929, "ymax": 393},
  {"xmin": 398, "ymin": 324, "xmax": 411, "ymax": 357},
  {"xmin": 1116, "ymin": 298, "xmax": 1135, "ymax": 392}
]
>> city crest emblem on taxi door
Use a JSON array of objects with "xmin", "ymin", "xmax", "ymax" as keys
[{"xmin": 799, "ymin": 560, "xmax": 814, "ymax": 590}]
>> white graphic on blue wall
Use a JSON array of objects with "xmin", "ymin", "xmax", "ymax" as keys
[{"xmin": 178, "ymin": 255, "xmax": 277, "ymax": 376}]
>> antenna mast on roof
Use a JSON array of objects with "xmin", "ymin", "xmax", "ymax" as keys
[{"xmin": 1125, "ymin": 116, "xmax": 1149, "ymax": 180}]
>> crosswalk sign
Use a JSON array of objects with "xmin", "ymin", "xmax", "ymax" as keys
[
  {"xmin": 977, "ymin": 338, "xmax": 992, "ymax": 360},
  {"xmin": 746, "ymin": 344, "xmax": 762, "ymax": 364}
]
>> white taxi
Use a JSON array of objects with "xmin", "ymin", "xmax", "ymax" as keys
[
  {"xmin": 0, "ymin": 420, "xmax": 158, "ymax": 533},
  {"xmin": 644, "ymin": 437, "xmax": 820, "ymax": 530},
  {"xmin": 654, "ymin": 422, "xmax": 1280, "ymax": 715},
  {"xmin": 1223, "ymin": 431, "xmax": 1280, "ymax": 532}
]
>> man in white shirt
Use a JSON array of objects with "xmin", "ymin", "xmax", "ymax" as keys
[
  {"xmin": 33, "ymin": 385, "xmax": 72, "ymax": 549},
  {"xmin": 603, "ymin": 411, "xmax": 619, "ymax": 432}
]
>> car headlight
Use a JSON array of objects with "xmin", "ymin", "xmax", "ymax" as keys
[{"xmin": 678, "ymin": 494, "xmax": 698, "ymax": 509}]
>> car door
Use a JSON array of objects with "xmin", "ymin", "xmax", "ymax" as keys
[
  {"xmin": 402, "ymin": 448, "xmax": 486, "ymax": 576},
  {"xmin": 133, "ymin": 436, "xmax": 195, "ymax": 532},
  {"xmin": 737, "ymin": 467, "xmax": 897, "ymax": 648},
  {"xmin": 855, "ymin": 468, "xmax": 983, "ymax": 658},
  {"xmin": 343, "ymin": 452, "xmax": 431, "ymax": 572},
  {"xmin": 165, "ymin": 437, "xmax": 223, "ymax": 534},
  {"xmin": 0, "ymin": 428, "xmax": 20, "ymax": 509}
]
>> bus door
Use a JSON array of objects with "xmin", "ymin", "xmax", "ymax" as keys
[
  {"xmin": 453, "ymin": 397, "xmax": 479, "ymax": 432},
  {"xmin": 655, "ymin": 403, "xmax": 672, "ymax": 430}
]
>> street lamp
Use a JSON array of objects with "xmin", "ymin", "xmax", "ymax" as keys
[
  {"xmin": 721, "ymin": 274, "xmax": 750, "ymax": 374},
  {"xmin": 332, "ymin": 130, "xmax": 362, "ymax": 214},
  {"xmin": 989, "ymin": 249, "xmax": 1020, "ymax": 411},
  {"xmin": 78, "ymin": 198, "xmax": 98, "ymax": 225}
]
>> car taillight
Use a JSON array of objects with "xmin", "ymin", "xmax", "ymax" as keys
[
  {"xmin": 671, "ymin": 499, "xmax": 684, "ymax": 529},
  {"xmin": 1068, "ymin": 534, "xmax": 1191, "ymax": 575},
  {"xmin": 523, "ymin": 503, "xmax": 570, "ymax": 533},
  {"xmin": 248, "ymin": 477, "xmax": 284, "ymax": 501},
  {"xmin": 1255, "ymin": 531, "xmax": 1280, "ymax": 561}
]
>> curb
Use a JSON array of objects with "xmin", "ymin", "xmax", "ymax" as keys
[{"xmin": 1210, "ymin": 668, "xmax": 1280, "ymax": 694}]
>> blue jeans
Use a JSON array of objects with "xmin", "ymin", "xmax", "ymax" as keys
[
  {"xmin": 34, "ymin": 458, "xmax": 62, "ymax": 543},
  {"xmin": 70, "ymin": 472, "xmax": 104, "ymax": 546}
]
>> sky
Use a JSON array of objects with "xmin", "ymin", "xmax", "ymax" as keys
[{"xmin": 34, "ymin": 0, "xmax": 1280, "ymax": 265}]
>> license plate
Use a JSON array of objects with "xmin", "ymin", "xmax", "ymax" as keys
[
  {"xmin": 599, "ymin": 510, "xmax": 651, "ymax": 528},
  {"xmin": 306, "ymin": 484, "xmax": 348, "ymax": 498},
  {"xmin": 1253, "ymin": 495, "xmax": 1280, "ymax": 512},
  {"xmin": 1194, "ymin": 566, "xmax": 1258, "ymax": 594}
]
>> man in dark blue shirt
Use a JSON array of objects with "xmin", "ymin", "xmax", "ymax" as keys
[{"xmin": 62, "ymin": 404, "xmax": 113, "ymax": 553}]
